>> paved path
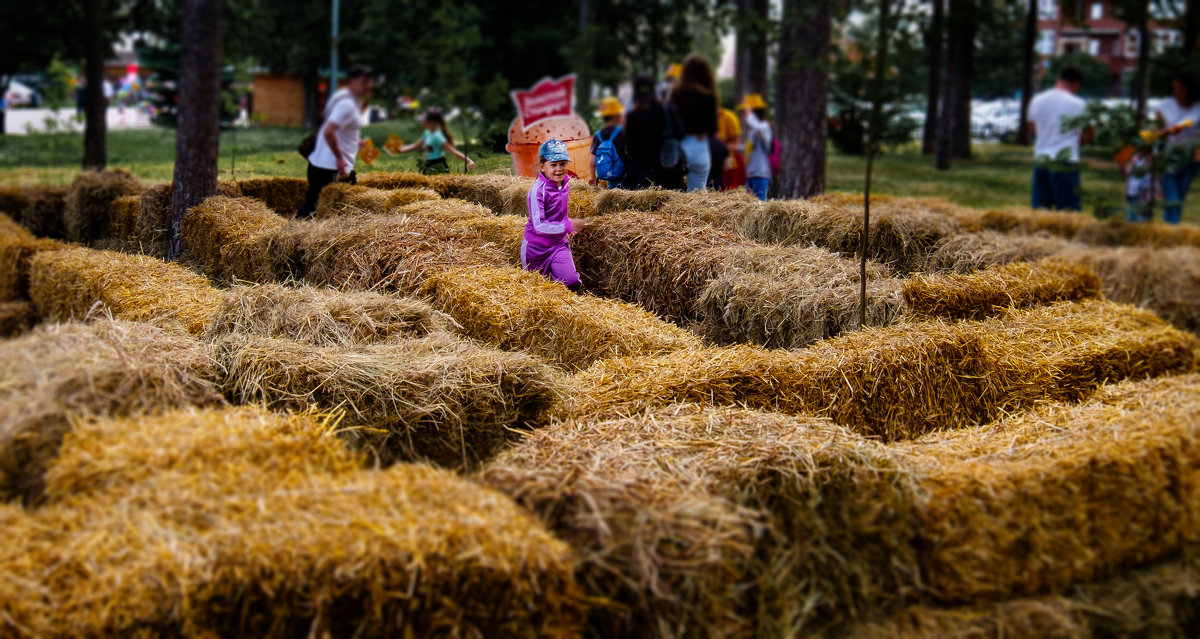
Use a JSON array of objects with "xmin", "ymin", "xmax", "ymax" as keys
[{"xmin": 4, "ymin": 107, "xmax": 153, "ymax": 135}]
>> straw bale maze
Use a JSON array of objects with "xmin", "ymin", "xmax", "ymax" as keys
[{"xmin": 3, "ymin": 169, "xmax": 1200, "ymax": 637}]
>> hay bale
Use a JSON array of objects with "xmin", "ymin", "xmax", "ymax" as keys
[
  {"xmin": 559, "ymin": 322, "xmax": 997, "ymax": 440},
  {"xmin": 981, "ymin": 205, "xmax": 1094, "ymax": 239},
  {"xmin": 843, "ymin": 553, "xmax": 1200, "ymax": 638},
  {"xmin": 1073, "ymin": 216, "xmax": 1200, "ymax": 249},
  {"xmin": 0, "ymin": 212, "xmax": 63, "ymax": 301},
  {"xmin": 314, "ymin": 182, "xmax": 442, "ymax": 218},
  {"xmin": 63, "ymin": 169, "xmax": 144, "ymax": 243},
  {"xmin": 133, "ymin": 181, "xmax": 242, "ymax": 257},
  {"xmin": 0, "ymin": 319, "xmax": 223, "ymax": 503},
  {"xmin": 17, "ymin": 185, "xmax": 69, "ymax": 239},
  {"xmin": 29, "ymin": 246, "xmax": 224, "ymax": 335},
  {"xmin": 394, "ymin": 199, "xmax": 526, "ymax": 253},
  {"xmin": 235, "ymin": 176, "xmax": 308, "ymax": 215},
  {"xmin": 356, "ymin": 171, "xmax": 435, "ymax": 190},
  {"xmin": 491, "ymin": 374, "xmax": 1200, "ymax": 632},
  {"xmin": 903, "ymin": 258, "xmax": 1103, "ymax": 320},
  {"xmin": 737, "ymin": 193, "xmax": 965, "ymax": 274},
  {"xmin": 480, "ymin": 405, "xmax": 887, "ymax": 636},
  {"xmin": 215, "ymin": 332, "xmax": 562, "ymax": 468},
  {"xmin": 974, "ymin": 299, "xmax": 1200, "ymax": 409},
  {"xmin": 207, "ymin": 283, "xmax": 448, "ymax": 346},
  {"xmin": 924, "ymin": 230, "xmax": 1072, "ymax": 273},
  {"xmin": 0, "ymin": 185, "xmax": 22, "ymax": 216},
  {"xmin": 426, "ymin": 173, "xmax": 527, "ymax": 214},
  {"xmin": 422, "ymin": 265, "xmax": 702, "ymax": 371},
  {"xmin": 280, "ymin": 213, "xmax": 515, "ymax": 294},
  {"xmin": 592, "ymin": 187, "xmax": 674, "ymax": 216},
  {"xmin": 0, "ymin": 300, "xmax": 36, "ymax": 337},
  {"xmin": 561, "ymin": 300, "xmax": 1198, "ymax": 438},
  {"xmin": 655, "ymin": 187, "xmax": 761, "ymax": 227},
  {"xmin": 573, "ymin": 209, "xmax": 748, "ymax": 321},
  {"xmin": 182, "ymin": 195, "xmax": 288, "ymax": 283},
  {"xmin": 1053, "ymin": 244, "xmax": 1200, "ymax": 335},
  {"xmin": 105, "ymin": 194, "xmax": 140, "ymax": 241},
  {"xmin": 9, "ymin": 406, "xmax": 585, "ymax": 637},
  {"xmin": 697, "ymin": 244, "xmax": 905, "ymax": 349}
]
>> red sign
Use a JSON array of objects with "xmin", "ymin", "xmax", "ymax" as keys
[{"xmin": 510, "ymin": 75, "xmax": 575, "ymax": 131}]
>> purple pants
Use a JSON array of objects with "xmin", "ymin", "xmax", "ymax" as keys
[{"xmin": 521, "ymin": 238, "xmax": 580, "ymax": 287}]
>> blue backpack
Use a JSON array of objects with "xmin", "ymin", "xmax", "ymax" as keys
[{"xmin": 595, "ymin": 126, "xmax": 625, "ymax": 181}]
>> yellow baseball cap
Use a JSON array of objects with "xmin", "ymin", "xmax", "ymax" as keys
[
  {"xmin": 666, "ymin": 63, "xmax": 683, "ymax": 80},
  {"xmin": 738, "ymin": 93, "xmax": 767, "ymax": 111},
  {"xmin": 598, "ymin": 97, "xmax": 624, "ymax": 117}
]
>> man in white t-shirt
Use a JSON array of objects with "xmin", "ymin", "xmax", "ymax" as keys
[
  {"xmin": 296, "ymin": 65, "xmax": 373, "ymax": 217},
  {"xmin": 1027, "ymin": 66, "xmax": 1092, "ymax": 211}
]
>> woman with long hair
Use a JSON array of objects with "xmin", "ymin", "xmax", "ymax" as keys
[{"xmin": 669, "ymin": 54, "xmax": 719, "ymax": 192}]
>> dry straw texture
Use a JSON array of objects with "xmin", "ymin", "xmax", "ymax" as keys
[
  {"xmin": 0, "ymin": 300, "xmax": 36, "ymax": 337},
  {"xmin": 214, "ymin": 332, "xmax": 562, "ymax": 468},
  {"xmin": 279, "ymin": 213, "xmax": 515, "ymax": 294},
  {"xmin": 355, "ymin": 171, "xmax": 434, "ymax": 190},
  {"xmin": 105, "ymin": 194, "xmax": 140, "ymax": 241},
  {"xmin": 481, "ymin": 405, "xmax": 885, "ymax": 637},
  {"xmin": 62, "ymin": 169, "xmax": 144, "ymax": 243},
  {"xmin": 4, "ymin": 406, "xmax": 585, "ymax": 637},
  {"xmin": 738, "ymin": 193, "xmax": 965, "ymax": 274},
  {"xmin": 208, "ymin": 283, "xmax": 448, "ymax": 347},
  {"xmin": 183, "ymin": 195, "xmax": 288, "ymax": 283},
  {"xmin": 314, "ymin": 182, "xmax": 441, "ymax": 218},
  {"xmin": 697, "ymin": 244, "xmax": 904, "ymax": 349},
  {"xmin": 841, "ymin": 553, "xmax": 1200, "ymax": 638},
  {"xmin": 1054, "ymin": 244, "xmax": 1200, "ymax": 334},
  {"xmin": 0, "ymin": 319, "xmax": 223, "ymax": 503},
  {"xmin": 17, "ymin": 185, "xmax": 69, "ymax": 239},
  {"xmin": 134, "ymin": 182, "xmax": 243, "ymax": 257},
  {"xmin": 422, "ymin": 265, "xmax": 702, "ymax": 371},
  {"xmin": 235, "ymin": 175, "xmax": 308, "ymax": 215},
  {"xmin": 317, "ymin": 193, "xmax": 527, "ymax": 256},
  {"xmin": 560, "ymin": 300, "xmax": 1198, "ymax": 437},
  {"xmin": 427, "ymin": 173, "xmax": 528, "ymax": 215},
  {"xmin": 29, "ymin": 246, "xmax": 225, "ymax": 335},
  {"xmin": 0, "ymin": 213, "xmax": 62, "ymax": 301},
  {"xmin": 903, "ymin": 258, "xmax": 1103, "ymax": 320},
  {"xmin": 924, "ymin": 230, "xmax": 1072, "ymax": 273},
  {"xmin": 490, "ymin": 374, "xmax": 1200, "ymax": 634}
]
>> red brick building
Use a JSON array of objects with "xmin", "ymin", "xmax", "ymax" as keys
[{"xmin": 1036, "ymin": 0, "xmax": 1182, "ymax": 94}]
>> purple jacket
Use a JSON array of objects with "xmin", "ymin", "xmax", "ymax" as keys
[{"xmin": 524, "ymin": 173, "xmax": 573, "ymax": 249}]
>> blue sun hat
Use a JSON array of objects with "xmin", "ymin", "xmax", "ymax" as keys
[{"xmin": 538, "ymin": 138, "xmax": 570, "ymax": 162}]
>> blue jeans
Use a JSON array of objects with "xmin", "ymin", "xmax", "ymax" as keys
[
  {"xmin": 1161, "ymin": 162, "xmax": 1198, "ymax": 225},
  {"xmin": 1031, "ymin": 165, "xmax": 1081, "ymax": 211},
  {"xmin": 747, "ymin": 177, "xmax": 769, "ymax": 201},
  {"xmin": 681, "ymin": 135, "xmax": 711, "ymax": 193}
]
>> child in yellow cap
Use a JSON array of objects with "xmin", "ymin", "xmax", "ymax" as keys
[{"xmin": 590, "ymin": 97, "xmax": 630, "ymax": 189}]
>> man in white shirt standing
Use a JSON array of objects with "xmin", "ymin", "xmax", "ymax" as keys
[
  {"xmin": 297, "ymin": 65, "xmax": 373, "ymax": 218},
  {"xmin": 1027, "ymin": 66, "xmax": 1092, "ymax": 211}
]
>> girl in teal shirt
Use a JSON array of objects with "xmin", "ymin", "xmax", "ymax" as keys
[{"xmin": 398, "ymin": 109, "xmax": 475, "ymax": 174}]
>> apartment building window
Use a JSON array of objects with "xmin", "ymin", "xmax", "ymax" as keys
[
  {"xmin": 1037, "ymin": 30, "xmax": 1056, "ymax": 56},
  {"xmin": 1091, "ymin": 3, "xmax": 1103, "ymax": 19},
  {"xmin": 1126, "ymin": 30, "xmax": 1140, "ymax": 57},
  {"xmin": 1038, "ymin": 0, "xmax": 1058, "ymax": 20},
  {"xmin": 1089, "ymin": 39, "xmax": 1100, "ymax": 55}
]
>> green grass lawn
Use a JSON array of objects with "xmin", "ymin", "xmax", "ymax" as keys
[{"xmin": 2, "ymin": 122, "xmax": 1197, "ymax": 223}]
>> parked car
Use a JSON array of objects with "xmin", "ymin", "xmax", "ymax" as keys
[{"xmin": 3, "ymin": 79, "xmax": 42, "ymax": 108}]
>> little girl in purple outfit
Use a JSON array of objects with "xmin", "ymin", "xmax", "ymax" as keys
[{"xmin": 521, "ymin": 139, "xmax": 586, "ymax": 291}]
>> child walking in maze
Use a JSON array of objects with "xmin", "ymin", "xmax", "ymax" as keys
[
  {"xmin": 522, "ymin": 139, "xmax": 586, "ymax": 291},
  {"xmin": 397, "ymin": 109, "xmax": 475, "ymax": 175}
]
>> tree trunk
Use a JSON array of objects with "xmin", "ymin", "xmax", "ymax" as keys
[
  {"xmin": 862, "ymin": 0, "xmax": 894, "ymax": 328},
  {"xmin": 775, "ymin": 0, "xmax": 832, "ymax": 199},
  {"xmin": 935, "ymin": 0, "xmax": 961, "ymax": 170},
  {"xmin": 1017, "ymin": 0, "xmax": 1037, "ymax": 146},
  {"xmin": 736, "ymin": 0, "xmax": 770, "ymax": 100},
  {"xmin": 1185, "ymin": 0, "xmax": 1200, "ymax": 56},
  {"xmin": 1134, "ymin": 11, "xmax": 1150, "ymax": 125},
  {"xmin": 82, "ymin": 0, "xmax": 107, "ymax": 170},
  {"xmin": 576, "ymin": 0, "xmax": 594, "ymax": 112},
  {"xmin": 169, "ymin": 0, "xmax": 222, "ymax": 261},
  {"xmin": 0, "ymin": 76, "xmax": 8, "ymax": 137},
  {"xmin": 951, "ymin": 0, "xmax": 975, "ymax": 159},
  {"xmin": 922, "ymin": 0, "xmax": 944, "ymax": 154}
]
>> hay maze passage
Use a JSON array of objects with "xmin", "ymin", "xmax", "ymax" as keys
[{"xmin": 4, "ymin": 171, "xmax": 1200, "ymax": 637}]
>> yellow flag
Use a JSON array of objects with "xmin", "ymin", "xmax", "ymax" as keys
[
  {"xmin": 384, "ymin": 133, "xmax": 404, "ymax": 156},
  {"xmin": 359, "ymin": 137, "xmax": 381, "ymax": 165}
]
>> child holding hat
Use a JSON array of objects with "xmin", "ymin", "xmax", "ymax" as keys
[
  {"xmin": 739, "ymin": 93, "xmax": 773, "ymax": 201},
  {"xmin": 590, "ymin": 97, "xmax": 630, "ymax": 189},
  {"xmin": 523, "ymin": 139, "xmax": 586, "ymax": 291}
]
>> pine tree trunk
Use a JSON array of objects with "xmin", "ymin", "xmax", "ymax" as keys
[
  {"xmin": 736, "ymin": 0, "xmax": 770, "ymax": 100},
  {"xmin": 1185, "ymin": 0, "xmax": 1200, "ymax": 56},
  {"xmin": 775, "ymin": 0, "xmax": 832, "ymax": 199},
  {"xmin": 0, "ymin": 76, "xmax": 8, "ymax": 137},
  {"xmin": 922, "ymin": 0, "xmax": 944, "ymax": 154},
  {"xmin": 576, "ymin": 0, "xmax": 594, "ymax": 112},
  {"xmin": 82, "ymin": 0, "xmax": 107, "ymax": 170},
  {"xmin": 169, "ymin": 0, "xmax": 222, "ymax": 261},
  {"xmin": 1017, "ymin": 0, "xmax": 1037, "ymax": 146},
  {"xmin": 935, "ymin": 0, "xmax": 961, "ymax": 170}
]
